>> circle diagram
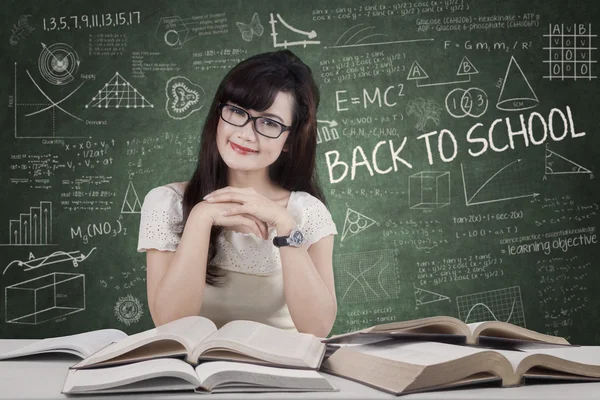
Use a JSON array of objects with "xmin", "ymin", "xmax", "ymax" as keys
[{"xmin": 38, "ymin": 43, "xmax": 80, "ymax": 85}]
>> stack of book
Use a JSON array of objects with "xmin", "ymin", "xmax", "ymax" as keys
[
  {"xmin": 320, "ymin": 316, "xmax": 600, "ymax": 396},
  {"xmin": 0, "ymin": 316, "xmax": 337, "ymax": 394},
  {"xmin": 2, "ymin": 315, "xmax": 599, "ymax": 396}
]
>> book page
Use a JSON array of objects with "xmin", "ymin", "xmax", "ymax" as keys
[
  {"xmin": 512, "ymin": 344, "xmax": 600, "ymax": 365},
  {"xmin": 195, "ymin": 320, "xmax": 318, "ymax": 366},
  {"xmin": 195, "ymin": 360, "xmax": 326, "ymax": 382},
  {"xmin": 156, "ymin": 316, "xmax": 217, "ymax": 350},
  {"xmin": 63, "ymin": 358, "xmax": 199, "ymax": 393},
  {"xmin": 73, "ymin": 316, "xmax": 215, "ymax": 367},
  {"xmin": 194, "ymin": 361, "xmax": 334, "ymax": 391},
  {"xmin": 346, "ymin": 340, "xmax": 493, "ymax": 366},
  {"xmin": 488, "ymin": 348, "xmax": 530, "ymax": 372},
  {"xmin": 0, "ymin": 329, "xmax": 126, "ymax": 360}
]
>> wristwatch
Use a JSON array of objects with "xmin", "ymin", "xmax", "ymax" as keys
[{"xmin": 273, "ymin": 227, "xmax": 305, "ymax": 247}]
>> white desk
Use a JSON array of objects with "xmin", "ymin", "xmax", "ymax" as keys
[{"xmin": 1, "ymin": 340, "xmax": 599, "ymax": 399}]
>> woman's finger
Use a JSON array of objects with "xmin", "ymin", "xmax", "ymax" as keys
[{"xmin": 243, "ymin": 214, "xmax": 269, "ymax": 240}]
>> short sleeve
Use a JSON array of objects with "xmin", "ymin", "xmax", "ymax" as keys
[
  {"xmin": 295, "ymin": 193, "xmax": 338, "ymax": 248},
  {"xmin": 137, "ymin": 186, "xmax": 184, "ymax": 252}
]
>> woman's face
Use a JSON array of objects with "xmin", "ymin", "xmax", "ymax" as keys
[{"xmin": 216, "ymin": 91, "xmax": 294, "ymax": 173}]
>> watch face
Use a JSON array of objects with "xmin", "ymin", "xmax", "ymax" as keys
[{"xmin": 288, "ymin": 228, "xmax": 304, "ymax": 246}]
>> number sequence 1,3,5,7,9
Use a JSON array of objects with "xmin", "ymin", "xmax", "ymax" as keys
[{"xmin": 42, "ymin": 11, "xmax": 141, "ymax": 31}]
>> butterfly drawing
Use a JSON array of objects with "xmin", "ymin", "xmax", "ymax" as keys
[{"xmin": 236, "ymin": 12, "xmax": 264, "ymax": 42}]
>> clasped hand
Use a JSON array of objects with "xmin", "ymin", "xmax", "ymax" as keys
[{"xmin": 198, "ymin": 186, "xmax": 292, "ymax": 240}]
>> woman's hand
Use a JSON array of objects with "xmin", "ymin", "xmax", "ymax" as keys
[
  {"xmin": 192, "ymin": 200, "xmax": 269, "ymax": 240},
  {"xmin": 203, "ymin": 186, "xmax": 294, "ymax": 229}
]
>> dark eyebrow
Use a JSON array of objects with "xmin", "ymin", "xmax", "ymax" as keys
[
  {"xmin": 227, "ymin": 102, "xmax": 286, "ymax": 124},
  {"xmin": 258, "ymin": 112, "xmax": 284, "ymax": 123}
]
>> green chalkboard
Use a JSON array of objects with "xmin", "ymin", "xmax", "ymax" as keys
[{"xmin": 1, "ymin": 0, "xmax": 598, "ymax": 344}]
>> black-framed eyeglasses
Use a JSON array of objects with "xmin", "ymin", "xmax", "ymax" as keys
[{"xmin": 217, "ymin": 103, "xmax": 292, "ymax": 139}]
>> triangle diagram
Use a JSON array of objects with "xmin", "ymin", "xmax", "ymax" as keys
[
  {"xmin": 545, "ymin": 148, "xmax": 592, "ymax": 174},
  {"xmin": 407, "ymin": 61, "xmax": 429, "ymax": 80},
  {"xmin": 341, "ymin": 208, "xmax": 376, "ymax": 241},
  {"xmin": 121, "ymin": 181, "xmax": 143, "ymax": 213},
  {"xmin": 87, "ymin": 72, "xmax": 154, "ymax": 109},
  {"xmin": 497, "ymin": 56, "xmax": 538, "ymax": 111},
  {"xmin": 414, "ymin": 285, "xmax": 450, "ymax": 306},
  {"xmin": 456, "ymin": 56, "xmax": 478, "ymax": 76}
]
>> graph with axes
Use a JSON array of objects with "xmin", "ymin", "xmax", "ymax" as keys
[{"xmin": 336, "ymin": 249, "xmax": 400, "ymax": 305}]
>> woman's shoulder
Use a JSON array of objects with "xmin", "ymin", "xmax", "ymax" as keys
[
  {"xmin": 142, "ymin": 181, "xmax": 188, "ymax": 211},
  {"xmin": 146, "ymin": 181, "xmax": 188, "ymax": 198},
  {"xmin": 290, "ymin": 191, "xmax": 331, "ymax": 216}
]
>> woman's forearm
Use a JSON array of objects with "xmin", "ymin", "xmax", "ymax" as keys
[
  {"xmin": 152, "ymin": 208, "xmax": 212, "ymax": 325},
  {"xmin": 276, "ymin": 217, "xmax": 337, "ymax": 337},
  {"xmin": 279, "ymin": 245, "xmax": 337, "ymax": 337}
]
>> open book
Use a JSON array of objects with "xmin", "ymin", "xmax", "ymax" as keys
[
  {"xmin": 0, "ymin": 329, "xmax": 127, "ymax": 360},
  {"xmin": 71, "ymin": 316, "xmax": 325, "ymax": 370},
  {"xmin": 63, "ymin": 359, "xmax": 337, "ymax": 394},
  {"xmin": 324, "ymin": 316, "xmax": 570, "ymax": 346},
  {"xmin": 320, "ymin": 340, "xmax": 600, "ymax": 396}
]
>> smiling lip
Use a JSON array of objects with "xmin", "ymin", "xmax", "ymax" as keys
[{"xmin": 230, "ymin": 142, "xmax": 257, "ymax": 154}]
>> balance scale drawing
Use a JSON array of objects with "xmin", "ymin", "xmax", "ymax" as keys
[
  {"xmin": 86, "ymin": 72, "xmax": 153, "ymax": 109},
  {"xmin": 327, "ymin": 23, "xmax": 434, "ymax": 49},
  {"xmin": 461, "ymin": 160, "xmax": 539, "ymax": 206},
  {"xmin": 407, "ymin": 57, "xmax": 479, "ymax": 87},
  {"xmin": 269, "ymin": 13, "xmax": 320, "ymax": 48}
]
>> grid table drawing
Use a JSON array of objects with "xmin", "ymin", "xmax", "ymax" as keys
[
  {"xmin": 336, "ymin": 249, "xmax": 400, "ymax": 305},
  {"xmin": 456, "ymin": 286, "xmax": 526, "ymax": 327},
  {"xmin": 544, "ymin": 23, "xmax": 597, "ymax": 80}
]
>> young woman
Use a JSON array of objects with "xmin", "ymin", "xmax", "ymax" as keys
[{"xmin": 137, "ymin": 50, "xmax": 338, "ymax": 337}]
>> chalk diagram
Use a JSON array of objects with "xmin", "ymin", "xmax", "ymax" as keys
[
  {"xmin": 3, "ymin": 248, "xmax": 97, "ymax": 275},
  {"xmin": 1, "ymin": 201, "xmax": 54, "ymax": 247},
  {"xmin": 409, "ymin": 171, "xmax": 450, "ymax": 209},
  {"xmin": 155, "ymin": 16, "xmax": 216, "ymax": 48},
  {"xmin": 336, "ymin": 249, "xmax": 400, "ymax": 304},
  {"xmin": 457, "ymin": 286, "xmax": 526, "ymax": 327},
  {"xmin": 269, "ymin": 13, "xmax": 320, "ymax": 48},
  {"xmin": 543, "ymin": 23, "xmax": 596, "ymax": 80},
  {"xmin": 414, "ymin": 284, "xmax": 451, "ymax": 308},
  {"xmin": 38, "ymin": 42, "xmax": 80, "ymax": 85},
  {"xmin": 406, "ymin": 98, "xmax": 442, "ymax": 131},
  {"xmin": 497, "ymin": 56, "xmax": 539, "ymax": 111},
  {"xmin": 121, "ymin": 181, "xmax": 143, "ymax": 214},
  {"xmin": 5, "ymin": 272, "xmax": 85, "ymax": 324},
  {"xmin": 13, "ymin": 60, "xmax": 87, "ymax": 139},
  {"xmin": 341, "ymin": 208, "xmax": 377, "ymax": 242},
  {"xmin": 10, "ymin": 14, "xmax": 35, "ymax": 45},
  {"xmin": 407, "ymin": 56, "xmax": 478, "ymax": 87},
  {"xmin": 114, "ymin": 294, "xmax": 143, "ymax": 326},
  {"xmin": 165, "ymin": 76, "xmax": 206, "ymax": 120},
  {"xmin": 86, "ymin": 72, "xmax": 153, "ymax": 109},
  {"xmin": 545, "ymin": 146, "xmax": 593, "ymax": 178},
  {"xmin": 316, "ymin": 119, "xmax": 339, "ymax": 143},
  {"xmin": 446, "ymin": 87, "xmax": 488, "ymax": 118},
  {"xmin": 237, "ymin": 12, "xmax": 264, "ymax": 42},
  {"xmin": 327, "ymin": 23, "xmax": 433, "ymax": 49},
  {"xmin": 461, "ymin": 159, "xmax": 539, "ymax": 206}
]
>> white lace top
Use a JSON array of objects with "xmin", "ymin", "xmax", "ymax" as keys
[{"xmin": 137, "ymin": 183, "xmax": 338, "ymax": 331}]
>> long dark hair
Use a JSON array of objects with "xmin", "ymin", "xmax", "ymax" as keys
[{"xmin": 182, "ymin": 49, "xmax": 326, "ymax": 286}]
